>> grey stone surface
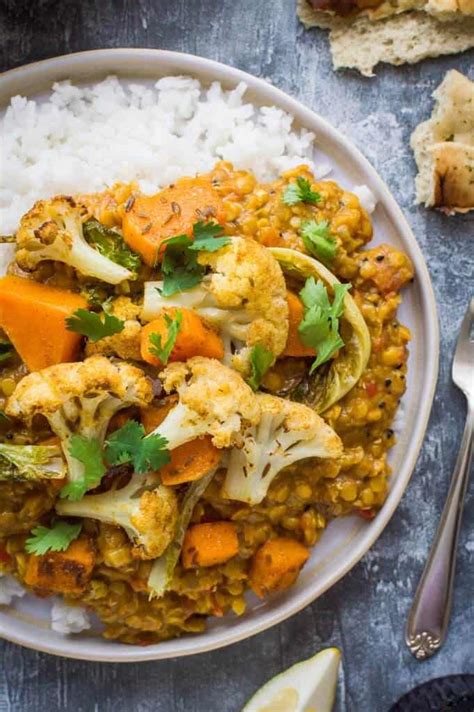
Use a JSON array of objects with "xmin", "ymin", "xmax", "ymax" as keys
[{"xmin": 0, "ymin": 1, "xmax": 473, "ymax": 710}]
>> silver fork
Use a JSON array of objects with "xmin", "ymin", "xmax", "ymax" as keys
[{"xmin": 405, "ymin": 298, "xmax": 474, "ymax": 660}]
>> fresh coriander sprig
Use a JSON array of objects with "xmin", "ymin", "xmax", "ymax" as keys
[
  {"xmin": 149, "ymin": 310, "xmax": 183, "ymax": 365},
  {"xmin": 282, "ymin": 177, "xmax": 321, "ymax": 206},
  {"xmin": 105, "ymin": 420, "xmax": 170, "ymax": 474},
  {"xmin": 160, "ymin": 221, "xmax": 230, "ymax": 297},
  {"xmin": 300, "ymin": 220, "xmax": 337, "ymax": 263},
  {"xmin": 66, "ymin": 309, "xmax": 125, "ymax": 342},
  {"xmin": 247, "ymin": 344, "xmax": 274, "ymax": 391},
  {"xmin": 60, "ymin": 435, "xmax": 106, "ymax": 501},
  {"xmin": 160, "ymin": 234, "xmax": 205, "ymax": 296},
  {"xmin": 188, "ymin": 221, "xmax": 231, "ymax": 252},
  {"xmin": 298, "ymin": 277, "xmax": 351, "ymax": 373},
  {"xmin": 25, "ymin": 520, "xmax": 82, "ymax": 555}
]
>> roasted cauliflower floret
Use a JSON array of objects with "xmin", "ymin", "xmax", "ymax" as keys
[
  {"xmin": 222, "ymin": 393, "xmax": 343, "ymax": 504},
  {"xmin": 86, "ymin": 297, "xmax": 142, "ymax": 361},
  {"xmin": 151, "ymin": 356, "xmax": 261, "ymax": 450},
  {"xmin": 56, "ymin": 474, "xmax": 178, "ymax": 560},
  {"xmin": 15, "ymin": 196, "xmax": 133, "ymax": 284},
  {"xmin": 5, "ymin": 356, "xmax": 153, "ymax": 498},
  {"xmin": 142, "ymin": 236, "xmax": 289, "ymax": 375}
]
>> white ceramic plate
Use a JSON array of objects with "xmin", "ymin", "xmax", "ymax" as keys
[{"xmin": 0, "ymin": 49, "xmax": 439, "ymax": 662}]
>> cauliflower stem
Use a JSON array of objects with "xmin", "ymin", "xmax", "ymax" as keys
[{"xmin": 56, "ymin": 473, "xmax": 178, "ymax": 560}]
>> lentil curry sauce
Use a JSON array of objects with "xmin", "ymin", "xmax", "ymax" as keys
[{"xmin": 0, "ymin": 162, "xmax": 413, "ymax": 644}]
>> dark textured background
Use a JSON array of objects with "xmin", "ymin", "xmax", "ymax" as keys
[{"xmin": 0, "ymin": 1, "xmax": 473, "ymax": 710}]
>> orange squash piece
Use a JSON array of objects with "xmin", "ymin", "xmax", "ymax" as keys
[
  {"xmin": 140, "ymin": 398, "xmax": 177, "ymax": 435},
  {"xmin": 282, "ymin": 291, "xmax": 316, "ymax": 358},
  {"xmin": 140, "ymin": 307, "xmax": 224, "ymax": 367},
  {"xmin": 249, "ymin": 537, "xmax": 310, "ymax": 598},
  {"xmin": 24, "ymin": 537, "xmax": 96, "ymax": 594},
  {"xmin": 182, "ymin": 522, "xmax": 239, "ymax": 569},
  {"xmin": 0, "ymin": 276, "xmax": 88, "ymax": 371},
  {"xmin": 122, "ymin": 176, "xmax": 226, "ymax": 266},
  {"xmin": 160, "ymin": 436, "xmax": 221, "ymax": 485}
]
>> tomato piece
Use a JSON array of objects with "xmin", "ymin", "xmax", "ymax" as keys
[
  {"xmin": 365, "ymin": 382, "xmax": 378, "ymax": 398},
  {"xmin": 356, "ymin": 508, "xmax": 376, "ymax": 521}
]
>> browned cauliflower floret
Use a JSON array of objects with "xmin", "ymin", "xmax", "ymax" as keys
[
  {"xmin": 6, "ymin": 356, "xmax": 153, "ymax": 498},
  {"xmin": 150, "ymin": 356, "xmax": 261, "ymax": 450},
  {"xmin": 222, "ymin": 393, "xmax": 343, "ymax": 504},
  {"xmin": 56, "ymin": 475, "xmax": 177, "ymax": 560},
  {"xmin": 86, "ymin": 297, "xmax": 142, "ymax": 361},
  {"xmin": 15, "ymin": 196, "xmax": 133, "ymax": 284},
  {"xmin": 141, "ymin": 236, "xmax": 289, "ymax": 375}
]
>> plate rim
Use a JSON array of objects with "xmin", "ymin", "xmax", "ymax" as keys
[{"xmin": 0, "ymin": 47, "xmax": 440, "ymax": 662}]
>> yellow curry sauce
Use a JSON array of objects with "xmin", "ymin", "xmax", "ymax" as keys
[{"xmin": 0, "ymin": 162, "xmax": 413, "ymax": 644}]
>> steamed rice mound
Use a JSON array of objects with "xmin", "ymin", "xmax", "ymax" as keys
[{"xmin": 0, "ymin": 76, "xmax": 320, "ymax": 234}]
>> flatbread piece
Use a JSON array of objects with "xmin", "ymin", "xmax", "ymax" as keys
[
  {"xmin": 297, "ymin": 0, "xmax": 474, "ymax": 75},
  {"xmin": 411, "ymin": 70, "xmax": 474, "ymax": 213}
]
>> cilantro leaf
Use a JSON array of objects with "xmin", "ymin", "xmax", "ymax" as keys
[
  {"xmin": 0, "ymin": 339, "xmax": 14, "ymax": 363},
  {"xmin": 188, "ymin": 221, "xmax": 230, "ymax": 252},
  {"xmin": 160, "ymin": 234, "xmax": 206, "ymax": 297},
  {"xmin": 299, "ymin": 305, "xmax": 332, "ymax": 346},
  {"xmin": 300, "ymin": 277, "xmax": 331, "ymax": 311},
  {"xmin": 105, "ymin": 420, "xmax": 143, "ymax": 465},
  {"xmin": 105, "ymin": 421, "xmax": 170, "ymax": 474},
  {"xmin": 135, "ymin": 435, "xmax": 171, "ymax": 473},
  {"xmin": 247, "ymin": 344, "xmax": 274, "ymax": 391},
  {"xmin": 60, "ymin": 435, "xmax": 106, "ymax": 501},
  {"xmin": 83, "ymin": 219, "xmax": 141, "ymax": 275},
  {"xmin": 282, "ymin": 177, "xmax": 321, "ymax": 206},
  {"xmin": 25, "ymin": 520, "xmax": 82, "ymax": 555},
  {"xmin": 160, "ymin": 222, "xmax": 230, "ymax": 296},
  {"xmin": 309, "ymin": 324, "xmax": 344, "ymax": 373},
  {"xmin": 330, "ymin": 283, "xmax": 350, "ymax": 319},
  {"xmin": 148, "ymin": 310, "xmax": 183, "ymax": 365},
  {"xmin": 66, "ymin": 309, "xmax": 125, "ymax": 342},
  {"xmin": 300, "ymin": 220, "xmax": 337, "ymax": 262},
  {"xmin": 298, "ymin": 278, "xmax": 351, "ymax": 372}
]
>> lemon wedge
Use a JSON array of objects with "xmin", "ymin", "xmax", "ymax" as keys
[{"xmin": 242, "ymin": 647, "xmax": 341, "ymax": 712}]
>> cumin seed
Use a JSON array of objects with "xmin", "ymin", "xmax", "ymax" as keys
[{"xmin": 124, "ymin": 195, "xmax": 136, "ymax": 212}]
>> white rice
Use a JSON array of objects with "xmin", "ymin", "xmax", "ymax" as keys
[
  {"xmin": 392, "ymin": 399, "xmax": 406, "ymax": 434},
  {"xmin": 51, "ymin": 598, "xmax": 91, "ymax": 634},
  {"xmin": 352, "ymin": 184, "xmax": 377, "ymax": 214},
  {"xmin": 0, "ymin": 75, "xmax": 321, "ymax": 235},
  {"xmin": 0, "ymin": 244, "xmax": 16, "ymax": 276},
  {"xmin": 0, "ymin": 572, "xmax": 26, "ymax": 605}
]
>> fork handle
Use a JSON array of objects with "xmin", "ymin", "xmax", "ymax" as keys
[{"xmin": 405, "ymin": 401, "xmax": 474, "ymax": 660}]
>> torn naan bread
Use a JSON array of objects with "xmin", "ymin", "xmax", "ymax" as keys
[
  {"xmin": 411, "ymin": 70, "xmax": 474, "ymax": 213},
  {"xmin": 298, "ymin": 0, "xmax": 474, "ymax": 23},
  {"xmin": 297, "ymin": 0, "xmax": 474, "ymax": 75}
]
